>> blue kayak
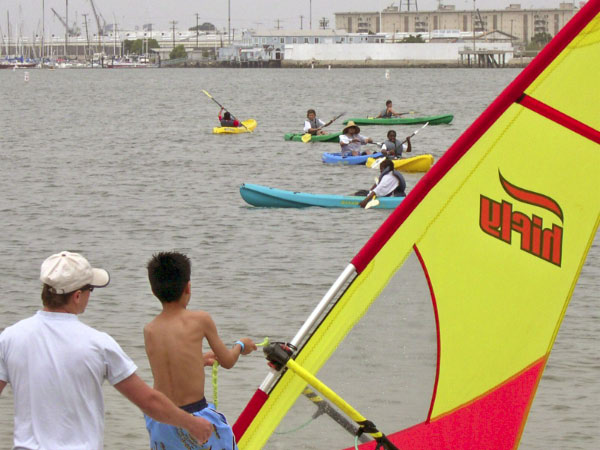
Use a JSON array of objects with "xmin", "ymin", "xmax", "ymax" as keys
[
  {"xmin": 322, "ymin": 152, "xmax": 384, "ymax": 165},
  {"xmin": 240, "ymin": 183, "xmax": 404, "ymax": 209}
]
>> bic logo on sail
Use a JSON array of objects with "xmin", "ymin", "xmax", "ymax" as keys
[{"xmin": 480, "ymin": 172, "xmax": 563, "ymax": 266}]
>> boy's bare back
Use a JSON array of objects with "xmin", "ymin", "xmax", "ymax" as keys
[{"xmin": 144, "ymin": 309, "xmax": 210, "ymax": 406}]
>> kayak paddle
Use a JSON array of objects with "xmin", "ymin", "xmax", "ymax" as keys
[
  {"xmin": 366, "ymin": 110, "xmax": 418, "ymax": 119},
  {"xmin": 364, "ymin": 195, "xmax": 379, "ymax": 209},
  {"xmin": 202, "ymin": 89, "xmax": 251, "ymax": 132},
  {"xmin": 302, "ymin": 112, "xmax": 345, "ymax": 143}
]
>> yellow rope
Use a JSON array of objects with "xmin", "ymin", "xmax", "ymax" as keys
[{"xmin": 211, "ymin": 337, "xmax": 269, "ymax": 408}]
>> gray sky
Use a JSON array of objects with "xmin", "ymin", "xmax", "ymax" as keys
[{"xmin": 1, "ymin": 1, "xmax": 577, "ymax": 36}]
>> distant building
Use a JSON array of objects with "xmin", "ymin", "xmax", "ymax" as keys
[
  {"xmin": 335, "ymin": 2, "xmax": 579, "ymax": 45},
  {"xmin": 217, "ymin": 29, "xmax": 386, "ymax": 63}
]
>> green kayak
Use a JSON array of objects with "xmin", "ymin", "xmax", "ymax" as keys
[
  {"xmin": 284, "ymin": 132, "xmax": 342, "ymax": 142},
  {"xmin": 343, "ymin": 114, "xmax": 453, "ymax": 126}
]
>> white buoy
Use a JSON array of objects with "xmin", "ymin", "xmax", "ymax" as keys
[
  {"xmin": 385, "ymin": 69, "xmax": 391, "ymax": 80},
  {"xmin": 24, "ymin": 72, "xmax": 29, "ymax": 82},
  {"xmin": 328, "ymin": 65, "xmax": 331, "ymax": 70}
]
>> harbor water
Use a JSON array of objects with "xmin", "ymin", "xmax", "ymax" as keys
[{"xmin": 0, "ymin": 67, "xmax": 597, "ymax": 449}]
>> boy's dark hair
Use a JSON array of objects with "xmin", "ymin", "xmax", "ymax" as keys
[
  {"xmin": 386, "ymin": 100, "xmax": 392, "ymax": 106},
  {"xmin": 306, "ymin": 109, "xmax": 316, "ymax": 116},
  {"xmin": 147, "ymin": 252, "xmax": 191, "ymax": 303},
  {"xmin": 387, "ymin": 130, "xmax": 397, "ymax": 139},
  {"xmin": 223, "ymin": 111, "xmax": 232, "ymax": 120}
]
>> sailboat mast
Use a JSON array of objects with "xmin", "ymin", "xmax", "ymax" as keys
[
  {"xmin": 65, "ymin": 0, "xmax": 68, "ymax": 58},
  {"xmin": 7, "ymin": 11, "xmax": 10, "ymax": 57},
  {"xmin": 41, "ymin": 0, "xmax": 45, "ymax": 59}
]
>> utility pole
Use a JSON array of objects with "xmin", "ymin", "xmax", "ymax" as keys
[
  {"xmin": 170, "ymin": 20, "xmax": 177, "ymax": 50},
  {"xmin": 195, "ymin": 13, "xmax": 199, "ymax": 48},
  {"xmin": 299, "ymin": 15, "xmax": 304, "ymax": 30},
  {"xmin": 310, "ymin": 0, "xmax": 312, "ymax": 29},
  {"xmin": 82, "ymin": 13, "xmax": 89, "ymax": 60},
  {"xmin": 472, "ymin": 0, "xmax": 475, "ymax": 51},
  {"xmin": 275, "ymin": 19, "xmax": 281, "ymax": 30},
  {"xmin": 228, "ymin": 0, "xmax": 231, "ymax": 44}
]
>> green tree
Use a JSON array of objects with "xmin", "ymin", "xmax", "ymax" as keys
[
  {"xmin": 123, "ymin": 38, "xmax": 159, "ymax": 55},
  {"xmin": 400, "ymin": 34, "xmax": 425, "ymax": 43},
  {"xmin": 527, "ymin": 32, "xmax": 552, "ymax": 50},
  {"xmin": 170, "ymin": 44, "xmax": 188, "ymax": 59},
  {"xmin": 189, "ymin": 22, "xmax": 216, "ymax": 32}
]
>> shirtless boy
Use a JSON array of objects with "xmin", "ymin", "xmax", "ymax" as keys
[{"xmin": 144, "ymin": 251, "xmax": 257, "ymax": 450}]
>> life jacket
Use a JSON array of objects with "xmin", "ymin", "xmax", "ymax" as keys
[
  {"xmin": 382, "ymin": 139, "xmax": 405, "ymax": 157},
  {"xmin": 307, "ymin": 118, "xmax": 321, "ymax": 134},
  {"xmin": 380, "ymin": 109, "xmax": 393, "ymax": 118},
  {"xmin": 379, "ymin": 167, "xmax": 406, "ymax": 197},
  {"xmin": 220, "ymin": 119, "xmax": 237, "ymax": 127}
]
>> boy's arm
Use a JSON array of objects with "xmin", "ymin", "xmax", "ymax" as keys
[
  {"xmin": 0, "ymin": 380, "xmax": 6, "ymax": 395},
  {"xmin": 114, "ymin": 373, "xmax": 212, "ymax": 443},
  {"xmin": 202, "ymin": 312, "xmax": 256, "ymax": 369}
]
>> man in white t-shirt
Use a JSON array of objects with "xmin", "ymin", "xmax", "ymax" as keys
[{"xmin": 0, "ymin": 251, "xmax": 213, "ymax": 450}]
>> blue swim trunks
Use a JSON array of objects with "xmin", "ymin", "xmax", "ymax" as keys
[{"xmin": 145, "ymin": 398, "xmax": 238, "ymax": 450}]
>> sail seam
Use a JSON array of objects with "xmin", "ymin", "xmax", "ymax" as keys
[
  {"xmin": 413, "ymin": 244, "xmax": 441, "ymax": 423},
  {"xmin": 518, "ymin": 94, "xmax": 600, "ymax": 145}
]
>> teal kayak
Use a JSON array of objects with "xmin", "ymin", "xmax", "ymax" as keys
[
  {"xmin": 284, "ymin": 132, "xmax": 342, "ymax": 142},
  {"xmin": 343, "ymin": 114, "xmax": 453, "ymax": 125},
  {"xmin": 240, "ymin": 183, "xmax": 404, "ymax": 209}
]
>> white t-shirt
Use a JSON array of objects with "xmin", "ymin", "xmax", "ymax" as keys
[
  {"xmin": 0, "ymin": 311, "xmax": 137, "ymax": 450},
  {"xmin": 373, "ymin": 172, "xmax": 400, "ymax": 197},
  {"xmin": 304, "ymin": 118, "xmax": 325, "ymax": 133},
  {"xmin": 339, "ymin": 133, "xmax": 368, "ymax": 155}
]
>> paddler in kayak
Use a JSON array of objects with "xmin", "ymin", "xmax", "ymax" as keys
[
  {"xmin": 218, "ymin": 106, "xmax": 240, "ymax": 127},
  {"xmin": 340, "ymin": 121, "xmax": 374, "ymax": 156},
  {"xmin": 304, "ymin": 109, "xmax": 335, "ymax": 135},
  {"xmin": 381, "ymin": 129, "xmax": 412, "ymax": 158},
  {"xmin": 143, "ymin": 252, "xmax": 257, "ymax": 450},
  {"xmin": 375, "ymin": 99, "xmax": 403, "ymax": 118},
  {"xmin": 359, "ymin": 158, "xmax": 407, "ymax": 208}
]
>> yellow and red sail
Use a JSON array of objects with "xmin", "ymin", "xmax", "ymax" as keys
[{"xmin": 234, "ymin": 1, "xmax": 600, "ymax": 448}]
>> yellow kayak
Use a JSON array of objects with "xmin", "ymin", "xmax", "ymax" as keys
[
  {"xmin": 213, "ymin": 119, "xmax": 257, "ymax": 134},
  {"xmin": 366, "ymin": 154, "xmax": 434, "ymax": 172}
]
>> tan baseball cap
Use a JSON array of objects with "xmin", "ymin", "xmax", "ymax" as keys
[{"xmin": 40, "ymin": 251, "xmax": 110, "ymax": 294}]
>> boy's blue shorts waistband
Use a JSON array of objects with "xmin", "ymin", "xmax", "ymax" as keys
[{"xmin": 179, "ymin": 397, "xmax": 208, "ymax": 414}]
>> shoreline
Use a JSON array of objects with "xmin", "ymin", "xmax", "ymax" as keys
[{"xmin": 161, "ymin": 59, "xmax": 532, "ymax": 69}]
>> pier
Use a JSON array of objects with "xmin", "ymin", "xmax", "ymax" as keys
[{"xmin": 458, "ymin": 49, "xmax": 512, "ymax": 68}]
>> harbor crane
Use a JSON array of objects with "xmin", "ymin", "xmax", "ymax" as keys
[
  {"xmin": 88, "ymin": 0, "xmax": 104, "ymax": 53},
  {"xmin": 50, "ymin": 7, "xmax": 80, "ymax": 36},
  {"xmin": 88, "ymin": 0, "xmax": 103, "ymax": 36}
]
